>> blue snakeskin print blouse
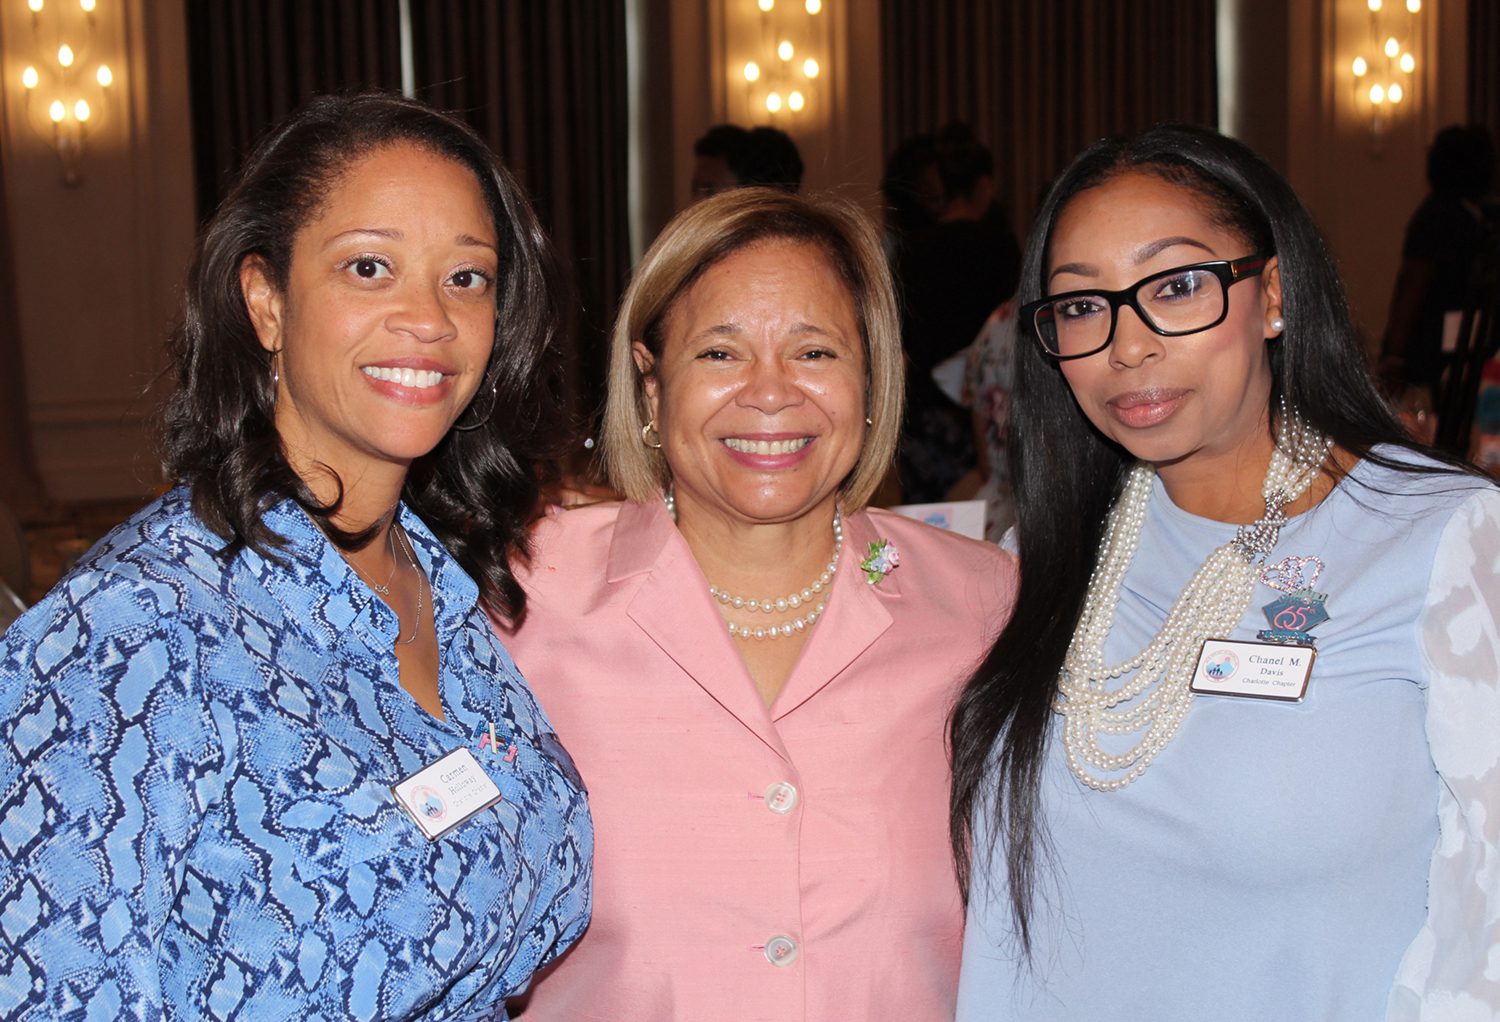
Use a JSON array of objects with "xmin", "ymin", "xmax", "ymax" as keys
[{"xmin": 0, "ymin": 489, "xmax": 592, "ymax": 1020}]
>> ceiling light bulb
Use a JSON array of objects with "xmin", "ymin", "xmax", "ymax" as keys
[
  {"xmin": 1370, "ymin": 83, "xmax": 1386, "ymax": 104},
  {"xmin": 806, "ymin": 0, "xmax": 822, "ymax": 12},
  {"xmin": 74, "ymin": 99, "xmax": 91, "ymax": 122},
  {"xmin": 758, "ymin": 0, "xmax": 773, "ymax": 10},
  {"xmin": 96, "ymin": 64, "xmax": 113, "ymax": 86},
  {"xmin": 1367, "ymin": 0, "xmax": 1382, "ymax": 9},
  {"xmin": 803, "ymin": 57, "xmax": 819, "ymax": 78},
  {"xmin": 788, "ymin": 90, "xmax": 805, "ymax": 111},
  {"xmin": 81, "ymin": 0, "xmax": 96, "ymax": 10},
  {"xmin": 28, "ymin": 0, "xmax": 43, "ymax": 12},
  {"xmin": 58, "ymin": 44, "xmax": 75, "ymax": 67},
  {"xmin": 778, "ymin": 40, "xmax": 794, "ymax": 61},
  {"xmin": 743, "ymin": 61, "xmax": 760, "ymax": 82},
  {"xmin": 21, "ymin": 66, "xmax": 39, "ymax": 89},
  {"xmin": 1406, "ymin": 0, "xmax": 1420, "ymax": 11},
  {"xmin": 1352, "ymin": 56, "xmax": 1368, "ymax": 76},
  {"xmin": 49, "ymin": 100, "xmax": 66, "ymax": 122},
  {"xmin": 1388, "ymin": 83, "xmax": 1404, "ymax": 103},
  {"xmin": 1384, "ymin": 37, "xmax": 1399, "ymax": 58},
  {"xmin": 1399, "ymin": 52, "xmax": 1415, "ymax": 73},
  {"xmin": 766, "ymin": 92, "xmax": 783, "ymax": 113}
]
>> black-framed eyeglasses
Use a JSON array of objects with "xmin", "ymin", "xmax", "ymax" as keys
[{"xmin": 1021, "ymin": 254, "xmax": 1272, "ymax": 361}]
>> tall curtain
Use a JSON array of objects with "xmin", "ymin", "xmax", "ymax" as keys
[
  {"xmin": 409, "ymin": 0, "xmax": 631, "ymax": 416},
  {"xmin": 185, "ymin": 0, "xmax": 405, "ymax": 217},
  {"xmin": 0, "ymin": 115, "xmax": 45, "ymax": 514},
  {"xmin": 880, "ymin": 0, "xmax": 1218, "ymax": 235},
  {"xmin": 1470, "ymin": 0, "xmax": 1500, "ymax": 142}
]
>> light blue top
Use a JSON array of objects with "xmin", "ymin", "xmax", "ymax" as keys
[
  {"xmin": 959, "ymin": 451, "xmax": 1500, "ymax": 1021},
  {"xmin": 0, "ymin": 489, "xmax": 592, "ymax": 1021}
]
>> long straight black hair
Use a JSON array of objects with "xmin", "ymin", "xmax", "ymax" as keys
[{"xmin": 947, "ymin": 123, "xmax": 1465, "ymax": 953}]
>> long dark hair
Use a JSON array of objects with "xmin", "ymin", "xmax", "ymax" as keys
[
  {"xmin": 948, "ymin": 123, "xmax": 1463, "ymax": 953},
  {"xmin": 162, "ymin": 92, "xmax": 567, "ymax": 620}
]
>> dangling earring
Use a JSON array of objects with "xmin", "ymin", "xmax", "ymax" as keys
[
  {"xmin": 641, "ymin": 419, "xmax": 663, "ymax": 449},
  {"xmin": 456, "ymin": 318, "xmax": 501, "ymax": 432},
  {"xmin": 454, "ymin": 377, "xmax": 499, "ymax": 432},
  {"xmin": 268, "ymin": 349, "xmax": 281, "ymax": 409},
  {"xmin": 1270, "ymin": 315, "xmax": 1286, "ymax": 335}
]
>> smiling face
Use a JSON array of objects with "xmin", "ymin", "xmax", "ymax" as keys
[
  {"xmin": 241, "ymin": 142, "xmax": 499, "ymax": 489},
  {"xmin": 636, "ymin": 239, "xmax": 867, "ymax": 527},
  {"xmin": 1048, "ymin": 170, "xmax": 1283, "ymax": 481}
]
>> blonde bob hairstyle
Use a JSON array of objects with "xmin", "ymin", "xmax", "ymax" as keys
[{"xmin": 603, "ymin": 186, "xmax": 904, "ymax": 511}]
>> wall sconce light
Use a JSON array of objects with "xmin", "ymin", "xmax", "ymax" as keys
[
  {"xmin": 16, "ymin": 0, "xmax": 117, "ymax": 185},
  {"xmin": 740, "ymin": 0, "xmax": 825, "ymax": 120},
  {"xmin": 1349, "ymin": 0, "xmax": 1421, "ymax": 149}
]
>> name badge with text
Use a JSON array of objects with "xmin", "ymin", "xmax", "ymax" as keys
[
  {"xmin": 1191, "ymin": 639, "xmax": 1315, "ymax": 702},
  {"xmin": 391, "ymin": 747, "xmax": 503, "ymax": 841}
]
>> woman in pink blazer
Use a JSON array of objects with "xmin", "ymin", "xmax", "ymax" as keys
[{"xmin": 500, "ymin": 188, "xmax": 1016, "ymax": 1021}]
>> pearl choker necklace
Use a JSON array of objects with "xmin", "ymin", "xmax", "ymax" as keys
[
  {"xmin": 1055, "ymin": 416, "xmax": 1332, "ymax": 791},
  {"xmin": 663, "ymin": 493, "xmax": 843, "ymax": 641}
]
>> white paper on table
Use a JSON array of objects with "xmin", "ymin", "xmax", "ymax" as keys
[{"xmin": 889, "ymin": 499, "xmax": 987, "ymax": 540}]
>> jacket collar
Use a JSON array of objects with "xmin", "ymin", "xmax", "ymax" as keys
[
  {"xmin": 608, "ymin": 499, "xmax": 898, "ymax": 756},
  {"xmin": 774, "ymin": 507, "xmax": 896, "ymax": 716},
  {"xmin": 606, "ymin": 496, "xmax": 676, "ymax": 583}
]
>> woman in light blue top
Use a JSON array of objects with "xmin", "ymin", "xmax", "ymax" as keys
[
  {"xmin": 0, "ymin": 94, "xmax": 590, "ymax": 1020},
  {"xmin": 950, "ymin": 124, "xmax": 1500, "ymax": 1020}
]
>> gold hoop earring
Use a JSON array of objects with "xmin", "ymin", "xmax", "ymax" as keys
[{"xmin": 641, "ymin": 419, "xmax": 663, "ymax": 449}]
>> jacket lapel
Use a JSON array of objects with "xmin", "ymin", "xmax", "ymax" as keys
[
  {"xmin": 611, "ymin": 500, "xmax": 790, "ymax": 761},
  {"xmin": 772, "ymin": 509, "xmax": 896, "ymax": 719}
]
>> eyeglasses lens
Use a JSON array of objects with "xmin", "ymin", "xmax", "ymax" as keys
[{"xmin": 1035, "ymin": 267, "xmax": 1228, "ymax": 357}]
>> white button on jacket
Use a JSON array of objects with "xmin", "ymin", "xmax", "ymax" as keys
[{"xmin": 764, "ymin": 781, "xmax": 798, "ymax": 814}]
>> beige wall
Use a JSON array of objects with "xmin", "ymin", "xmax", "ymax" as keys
[
  {"xmin": 1229, "ymin": 0, "xmax": 1467, "ymax": 353},
  {"xmin": 1, "ymin": 0, "xmax": 196, "ymax": 501}
]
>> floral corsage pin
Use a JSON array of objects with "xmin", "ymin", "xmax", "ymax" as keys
[{"xmin": 860, "ymin": 539, "xmax": 899, "ymax": 585}]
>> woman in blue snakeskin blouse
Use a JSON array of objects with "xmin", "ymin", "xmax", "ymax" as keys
[{"xmin": 0, "ymin": 94, "xmax": 591, "ymax": 1020}]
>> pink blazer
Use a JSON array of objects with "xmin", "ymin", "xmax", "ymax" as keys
[{"xmin": 500, "ymin": 499, "xmax": 1016, "ymax": 1021}]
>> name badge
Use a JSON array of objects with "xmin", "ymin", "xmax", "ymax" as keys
[
  {"xmin": 1191, "ymin": 639, "xmax": 1315, "ymax": 702},
  {"xmin": 390, "ymin": 747, "xmax": 503, "ymax": 841}
]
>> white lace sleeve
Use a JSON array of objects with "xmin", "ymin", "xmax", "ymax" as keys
[{"xmin": 1388, "ymin": 487, "xmax": 1500, "ymax": 1021}]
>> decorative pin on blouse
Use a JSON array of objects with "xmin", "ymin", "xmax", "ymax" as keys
[
  {"xmin": 1257, "ymin": 555, "xmax": 1330, "ymax": 645},
  {"xmin": 477, "ymin": 721, "xmax": 518, "ymax": 762},
  {"xmin": 859, "ymin": 539, "xmax": 899, "ymax": 586}
]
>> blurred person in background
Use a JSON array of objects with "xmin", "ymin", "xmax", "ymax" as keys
[
  {"xmin": 897, "ymin": 123, "xmax": 1022, "ymax": 503},
  {"xmin": 691, "ymin": 123, "xmax": 804, "ymax": 202},
  {"xmin": 1380, "ymin": 124, "xmax": 1499, "ymax": 398}
]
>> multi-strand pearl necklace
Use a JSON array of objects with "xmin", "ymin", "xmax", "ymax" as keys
[
  {"xmin": 1055, "ymin": 416, "xmax": 1332, "ymax": 792},
  {"xmin": 664, "ymin": 493, "xmax": 842, "ymax": 641}
]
